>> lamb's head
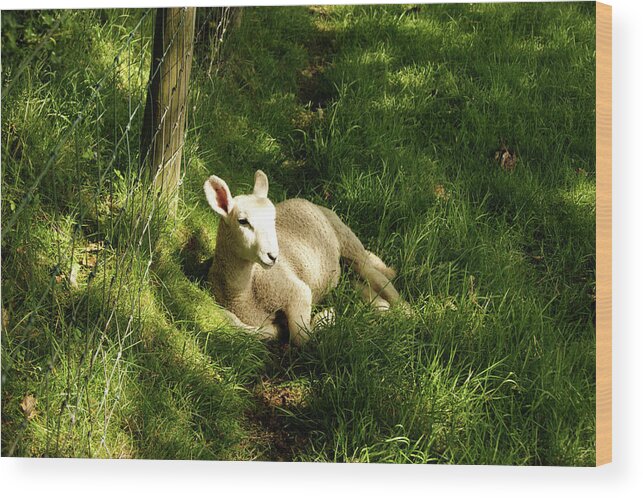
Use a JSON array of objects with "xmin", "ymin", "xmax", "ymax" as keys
[{"xmin": 204, "ymin": 170, "xmax": 279, "ymax": 269}]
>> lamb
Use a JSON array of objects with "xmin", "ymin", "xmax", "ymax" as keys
[{"xmin": 204, "ymin": 169, "xmax": 407, "ymax": 346}]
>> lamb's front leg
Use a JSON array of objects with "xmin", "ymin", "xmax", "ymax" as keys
[
  {"xmin": 221, "ymin": 309, "xmax": 279, "ymax": 340},
  {"xmin": 285, "ymin": 285, "xmax": 313, "ymax": 347}
]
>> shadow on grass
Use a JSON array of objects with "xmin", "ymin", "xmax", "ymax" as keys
[{"xmin": 64, "ymin": 261, "xmax": 259, "ymax": 460}]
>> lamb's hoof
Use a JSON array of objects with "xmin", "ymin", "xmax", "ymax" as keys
[
  {"xmin": 395, "ymin": 300, "xmax": 416, "ymax": 318},
  {"xmin": 358, "ymin": 282, "xmax": 391, "ymax": 312},
  {"xmin": 312, "ymin": 308, "xmax": 336, "ymax": 329},
  {"xmin": 382, "ymin": 266, "xmax": 397, "ymax": 281}
]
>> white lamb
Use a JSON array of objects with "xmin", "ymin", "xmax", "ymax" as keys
[{"xmin": 204, "ymin": 170, "xmax": 407, "ymax": 346}]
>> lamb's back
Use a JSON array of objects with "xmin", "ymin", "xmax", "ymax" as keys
[{"xmin": 273, "ymin": 198, "xmax": 341, "ymax": 301}]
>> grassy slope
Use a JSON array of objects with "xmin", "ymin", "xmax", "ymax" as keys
[{"xmin": 2, "ymin": 4, "xmax": 596, "ymax": 465}]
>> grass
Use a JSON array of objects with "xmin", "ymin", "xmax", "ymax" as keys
[{"xmin": 1, "ymin": 3, "xmax": 596, "ymax": 465}]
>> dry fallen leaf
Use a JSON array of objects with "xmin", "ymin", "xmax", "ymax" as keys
[
  {"xmin": 20, "ymin": 394, "xmax": 37, "ymax": 420},
  {"xmin": 494, "ymin": 146, "xmax": 517, "ymax": 172},
  {"xmin": 434, "ymin": 184, "xmax": 450, "ymax": 201}
]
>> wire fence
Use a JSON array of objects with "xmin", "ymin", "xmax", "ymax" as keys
[{"xmin": 1, "ymin": 7, "xmax": 239, "ymax": 457}]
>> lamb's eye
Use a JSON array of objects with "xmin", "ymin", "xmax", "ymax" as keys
[{"xmin": 238, "ymin": 218, "xmax": 250, "ymax": 226}]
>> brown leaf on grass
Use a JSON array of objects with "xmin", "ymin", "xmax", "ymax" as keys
[
  {"xmin": 434, "ymin": 184, "xmax": 450, "ymax": 201},
  {"xmin": 494, "ymin": 146, "xmax": 517, "ymax": 172},
  {"xmin": 575, "ymin": 167, "xmax": 587, "ymax": 176},
  {"xmin": 20, "ymin": 394, "xmax": 37, "ymax": 420},
  {"xmin": 2, "ymin": 307, "xmax": 8, "ymax": 331}
]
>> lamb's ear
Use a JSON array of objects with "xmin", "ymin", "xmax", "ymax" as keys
[
  {"xmin": 253, "ymin": 170, "xmax": 269, "ymax": 198},
  {"xmin": 204, "ymin": 175, "xmax": 234, "ymax": 218}
]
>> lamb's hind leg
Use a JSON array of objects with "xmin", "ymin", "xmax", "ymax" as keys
[
  {"xmin": 356, "ymin": 271, "xmax": 413, "ymax": 316},
  {"xmin": 353, "ymin": 258, "xmax": 402, "ymax": 307},
  {"xmin": 317, "ymin": 205, "xmax": 403, "ymax": 308},
  {"xmin": 356, "ymin": 281, "xmax": 390, "ymax": 312},
  {"xmin": 366, "ymin": 251, "xmax": 397, "ymax": 280}
]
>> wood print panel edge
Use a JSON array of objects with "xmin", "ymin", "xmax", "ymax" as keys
[{"xmin": 596, "ymin": 0, "xmax": 612, "ymax": 467}]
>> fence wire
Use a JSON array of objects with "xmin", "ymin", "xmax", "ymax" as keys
[{"xmin": 1, "ymin": 6, "xmax": 237, "ymax": 457}]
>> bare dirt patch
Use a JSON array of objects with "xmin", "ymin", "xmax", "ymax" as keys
[{"xmin": 246, "ymin": 375, "xmax": 313, "ymax": 461}]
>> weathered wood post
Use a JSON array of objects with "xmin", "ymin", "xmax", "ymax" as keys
[{"xmin": 140, "ymin": 7, "xmax": 196, "ymax": 214}]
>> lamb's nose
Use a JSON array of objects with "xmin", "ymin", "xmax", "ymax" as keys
[{"xmin": 267, "ymin": 252, "xmax": 278, "ymax": 263}]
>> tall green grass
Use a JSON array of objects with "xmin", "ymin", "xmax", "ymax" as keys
[{"xmin": 2, "ymin": 4, "xmax": 596, "ymax": 465}]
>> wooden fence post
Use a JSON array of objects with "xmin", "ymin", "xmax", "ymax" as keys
[{"xmin": 140, "ymin": 7, "xmax": 196, "ymax": 214}]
